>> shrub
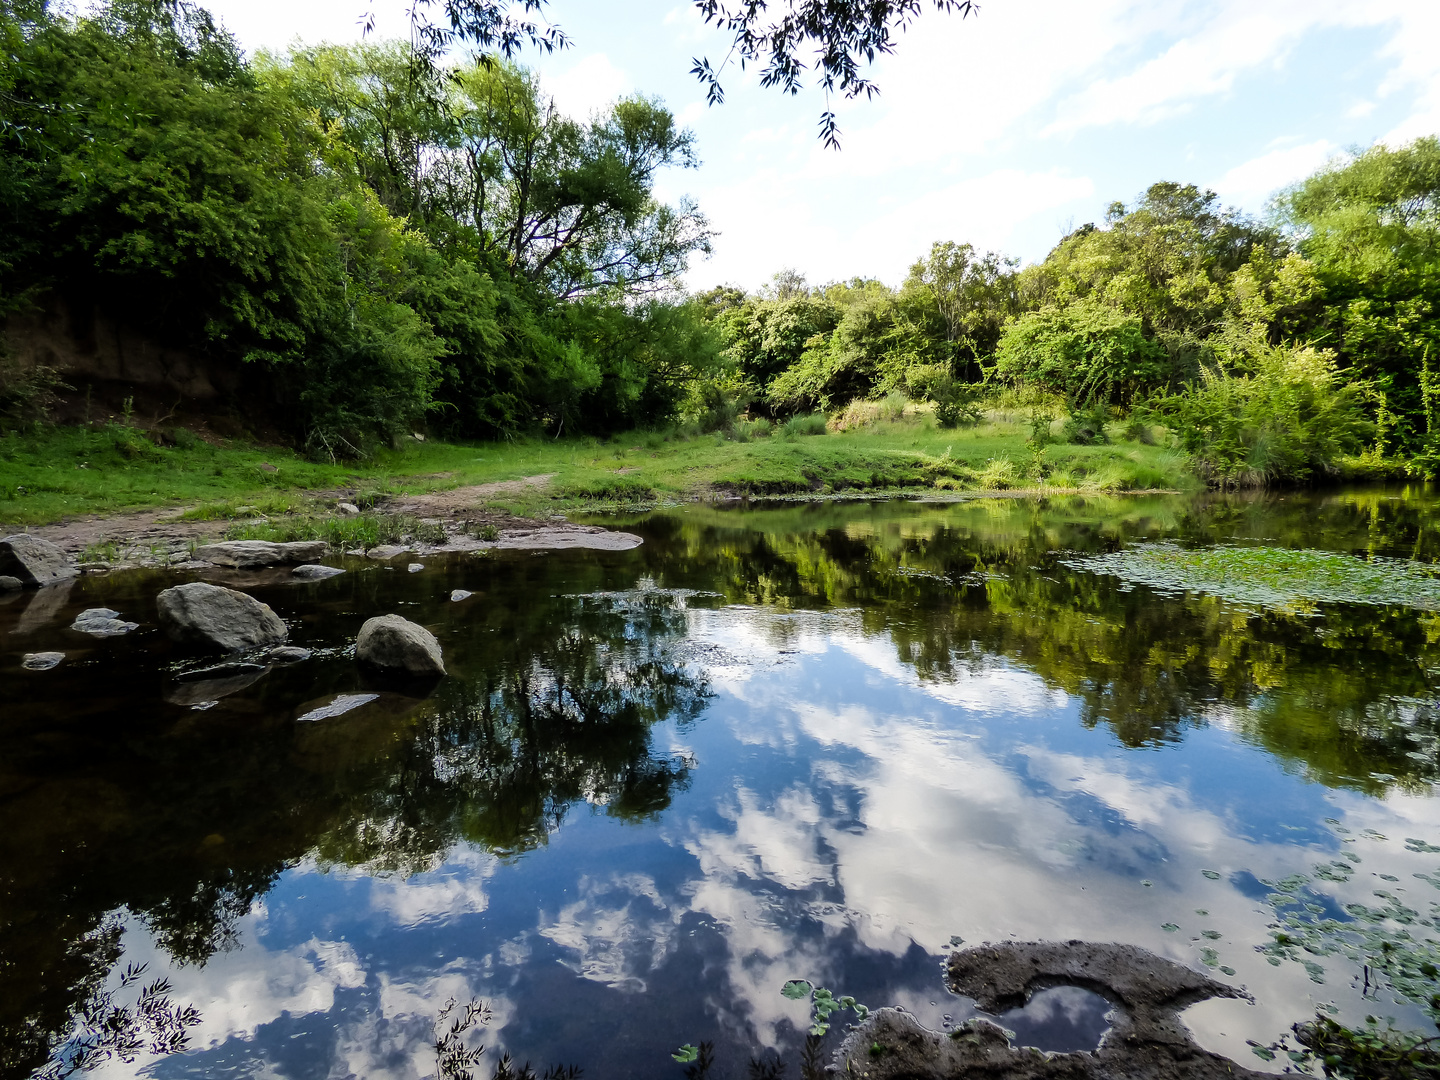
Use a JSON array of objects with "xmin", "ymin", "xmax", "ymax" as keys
[
  {"xmin": 1144, "ymin": 335, "xmax": 1370, "ymax": 487},
  {"xmin": 994, "ymin": 299, "xmax": 1172, "ymax": 404},
  {"xmin": 1061, "ymin": 401, "xmax": 1110, "ymax": 445},
  {"xmin": 781, "ymin": 413, "xmax": 828, "ymax": 438}
]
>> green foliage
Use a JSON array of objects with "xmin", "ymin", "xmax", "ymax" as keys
[
  {"xmin": 994, "ymin": 299, "xmax": 1171, "ymax": 404},
  {"xmin": 1144, "ymin": 333, "xmax": 1370, "ymax": 486},
  {"xmin": 1282, "ymin": 137, "xmax": 1440, "ymax": 454},
  {"xmin": 1256, "ymin": 1014, "xmax": 1440, "ymax": 1078}
]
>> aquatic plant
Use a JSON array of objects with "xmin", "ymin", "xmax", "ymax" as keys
[{"xmin": 1065, "ymin": 542, "xmax": 1440, "ymax": 612}]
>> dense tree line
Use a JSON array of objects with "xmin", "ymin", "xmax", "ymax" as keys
[
  {"xmin": 0, "ymin": 0, "xmax": 722, "ymax": 450},
  {"xmin": 703, "ymin": 143, "xmax": 1440, "ymax": 485}
]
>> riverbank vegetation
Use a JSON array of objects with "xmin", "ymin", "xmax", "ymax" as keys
[{"xmin": 2, "ymin": 0, "xmax": 1438, "ymax": 513}]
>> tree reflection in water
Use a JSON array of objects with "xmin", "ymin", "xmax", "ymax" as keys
[
  {"xmin": 3, "ymin": 488, "xmax": 1440, "ymax": 1077},
  {"xmin": 0, "ymin": 589, "xmax": 707, "ymax": 1079}
]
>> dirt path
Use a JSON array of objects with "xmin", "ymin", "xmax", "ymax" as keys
[{"xmin": 1, "ymin": 473, "xmax": 634, "ymax": 566}]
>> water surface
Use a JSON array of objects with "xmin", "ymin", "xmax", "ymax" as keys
[{"xmin": 4, "ymin": 489, "xmax": 1440, "ymax": 1078}]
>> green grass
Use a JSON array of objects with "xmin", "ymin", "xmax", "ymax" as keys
[{"xmin": 0, "ymin": 414, "xmax": 1196, "ymax": 527}]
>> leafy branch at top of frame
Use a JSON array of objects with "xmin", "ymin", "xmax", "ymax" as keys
[{"xmin": 689, "ymin": 0, "xmax": 978, "ymax": 148}]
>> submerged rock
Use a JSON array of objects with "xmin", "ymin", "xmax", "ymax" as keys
[
  {"xmin": 21, "ymin": 651, "xmax": 65, "ymax": 671},
  {"xmin": 267, "ymin": 645, "xmax": 313, "ymax": 664},
  {"xmin": 450, "ymin": 589, "xmax": 473, "ymax": 602},
  {"xmin": 165, "ymin": 661, "xmax": 269, "ymax": 705},
  {"xmin": 156, "ymin": 582, "xmax": 288, "ymax": 653},
  {"xmin": 355, "ymin": 614, "xmax": 445, "ymax": 676},
  {"xmin": 0, "ymin": 534, "xmax": 78, "ymax": 587},
  {"xmin": 195, "ymin": 540, "xmax": 327, "ymax": 568},
  {"xmin": 833, "ymin": 940, "xmax": 1262, "ymax": 1080},
  {"xmin": 407, "ymin": 562, "xmax": 425, "ymax": 573},
  {"xmin": 70, "ymin": 607, "xmax": 139, "ymax": 637},
  {"xmin": 292, "ymin": 564, "xmax": 346, "ymax": 580}
]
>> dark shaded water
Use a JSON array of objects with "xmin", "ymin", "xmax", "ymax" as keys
[{"xmin": 4, "ymin": 489, "xmax": 1440, "ymax": 1079}]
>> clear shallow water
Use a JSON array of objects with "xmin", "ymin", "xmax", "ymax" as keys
[{"xmin": 4, "ymin": 489, "xmax": 1440, "ymax": 1078}]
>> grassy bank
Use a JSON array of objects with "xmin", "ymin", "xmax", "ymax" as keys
[{"xmin": 0, "ymin": 412, "xmax": 1196, "ymax": 527}]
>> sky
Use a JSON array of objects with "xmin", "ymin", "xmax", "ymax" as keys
[{"xmin": 198, "ymin": 0, "xmax": 1440, "ymax": 292}]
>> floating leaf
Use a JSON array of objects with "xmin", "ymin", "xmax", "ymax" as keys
[
  {"xmin": 673, "ymin": 1045, "xmax": 700, "ymax": 1064},
  {"xmin": 1202, "ymin": 930, "xmax": 1222, "ymax": 940},
  {"xmin": 1201, "ymin": 869, "xmax": 1222, "ymax": 880},
  {"xmin": 1200, "ymin": 947, "xmax": 1220, "ymax": 967},
  {"xmin": 948, "ymin": 935, "xmax": 965, "ymax": 947},
  {"xmin": 1220, "ymin": 966, "xmax": 1236, "ymax": 976},
  {"xmin": 1161, "ymin": 923, "xmax": 1180, "ymax": 932},
  {"xmin": 781, "ymin": 980, "xmax": 813, "ymax": 1000}
]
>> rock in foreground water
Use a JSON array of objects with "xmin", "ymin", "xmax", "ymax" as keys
[
  {"xmin": 356, "ymin": 614, "xmax": 445, "ymax": 676},
  {"xmin": 71, "ymin": 608, "xmax": 139, "ymax": 637},
  {"xmin": 0, "ymin": 535, "xmax": 78, "ymax": 587},
  {"xmin": 156, "ymin": 582, "xmax": 288, "ymax": 652},
  {"xmin": 22, "ymin": 651, "xmax": 65, "ymax": 670},
  {"xmin": 195, "ymin": 540, "xmax": 328, "ymax": 568},
  {"xmin": 292, "ymin": 564, "xmax": 345, "ymax": 580}
]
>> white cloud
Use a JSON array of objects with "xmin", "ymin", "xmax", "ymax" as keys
[
  {"xmin": 543, "ymin": 53, "xmax": 632, "ymax": 120},
  {"xmin": 1210, "ymin": 139, "xmax": 1339, "ymax": 209}
]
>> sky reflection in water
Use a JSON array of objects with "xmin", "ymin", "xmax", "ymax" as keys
[{"xmin": 4, "ymin": 490, "xmax": 1440, "ymax": 1079}]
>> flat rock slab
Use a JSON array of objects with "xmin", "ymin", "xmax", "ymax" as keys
[
  {"xmin": 492, "ymin": 527, "xmax": 642, "ymax": 551},
  {"xmin": 196, "ymin": 540, "xmax": 328, "ymax": 568},
  {"xmin": 156, "ymin": 582, "xmax": 288, "ymax": 653},
  {"xmin": 367, "ymin": 545, "xmax": 411, "ymax": 560},
  {"xmin": 71, "ymin": 607, "xmax": 139, "ymax": 637},
  {"xmin": 292, "ymin": 564, "xmax": 346, "ymax": 580},
  {"xmin": 22, "ymin": 651, "xmax": 65, "ymax": 671},
  {"xmin": 834, "ymin": 941, "xmax": 1263, "ymax": 1080},
  {"xmin": 0, "ymin": 534, "xmax": 78, "ymax": 586},
  {"xmin": 356, "ymin": 614, "xmax": 445, "ymax": 676}
]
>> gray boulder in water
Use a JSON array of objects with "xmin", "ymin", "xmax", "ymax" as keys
[
  {"xmin": 355, "ymin": 614, "xmax": 445, "ymax": 676},
  {"xmin": 156, "ymin": 582, "xmax": 288, "ymax": 652},
  {"xmin": 292, "ymin": 563, "xmax": 345, "ymax": 580},
  {"xmin": 0, "ymin": 535, "xmax": 78, "ymax": 587},
  {"xmin": 195, "ymin": 540, "xmax": 328, "ymax": 568},
  {"xmin": 71, "ymin": 608, "xmax": 139, "ymax": 637}
]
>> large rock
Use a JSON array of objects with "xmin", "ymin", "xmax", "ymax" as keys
[
  {"xmin": 156, "ymin": 582, "xmax": 288, "ymax": 652},
  {"xmin": 195, "ymin": 540, "xmax": 327, "ymax": 569},
  {"xmin": 292, "ymin": 564, "xmax": 345, "ymax": 580},
  {"xmin": 355, "ymin": 614, "xmax": 445, "ymax": 676},
  {"xmin": 0, "ymin": 534, "xmax": 78, "ymax": 586}
]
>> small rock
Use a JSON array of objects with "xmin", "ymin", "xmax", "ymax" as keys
[
  {"xmin": 411, "ymin": 432, "xmax": 425, "ymax": 442},
  {"xmin": 292, "ymin": 564, "xmax": 346, "ymax": 580},
  {"xmin": 337, "ymin": 502, "xmax": 361, "ymax": 515},
  {"xmin": 267, "ymin": 645, "xmax": 313, "ymax": 663},
  {"xmin": 195, "ymin": 540, "xmax": 328, "ymax": 568},
  {"xmin": 258, "ymin": 462, "xmax": 278, "ymax": 473},
  {"xmin": 0, "ymin": 534, "xmax": 79, "ymax": 587},
  {"xmin": 450, "ymin": 589, "xmax": 473, "ymax": 602},
  {"xmin": 0, "ymin": 575, "xmax": 22, "ymax": 592},
  {"xmin": 71, "ymin": 607, "xmax": 139, "ymax": 637},
  {"xmin": 156, "ymin": 582, "xmax": 288, "ymax": 653},
  {"xmin": 22, "ymin": 651, "xmax": 65, "ymax": 671},
  {"xmin": 345, "ymin": 548, "xmax": 365, "ymax": 556},
  {"xmin": 356, "ymin": 614, "xmax": 445, "ymax": 676},
  {"xmin": 407, "ymin": 562, "xmax": 425, "ymax": 573},
  {"xmin": 366, "ymin": 544, "xmax": 409, "ymax": 560}
]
